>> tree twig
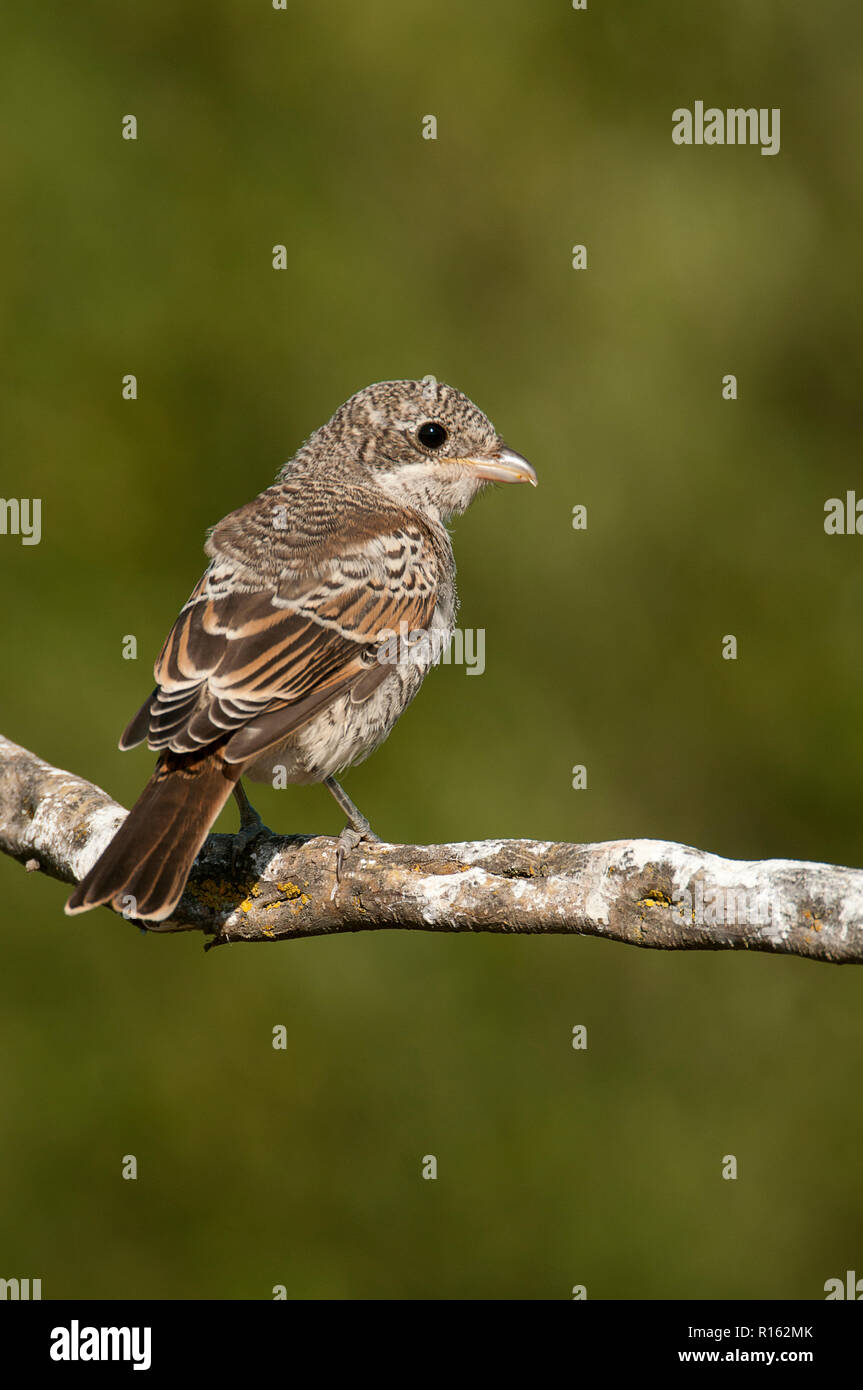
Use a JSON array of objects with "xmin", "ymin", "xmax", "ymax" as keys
[{"xmin": 0, "ymin": 734, "xmax": 861, "ymax": 961}]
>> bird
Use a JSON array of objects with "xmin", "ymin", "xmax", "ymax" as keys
[{"xmin": 65, "ymin": 377, "xmax": 537, "ymax": 923}]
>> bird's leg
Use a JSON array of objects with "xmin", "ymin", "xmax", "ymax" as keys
[
  {"xmin": 230, "ymin": 779, "xmax": 273, "ymax": 870},
  {"xmin": 324, "ymin": 775, "xmax": 378, "ymax": 837},
  {"xmin": 324, "ymin": 776, "xmax": 380, "ymax": 880}
]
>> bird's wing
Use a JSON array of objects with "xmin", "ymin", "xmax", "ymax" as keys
[{"xmin": 120, "ymin": 483, "xmax": 444, "ymax": 763}]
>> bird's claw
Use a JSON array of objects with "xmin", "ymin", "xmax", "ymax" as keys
[
  {"xmin": 230, "ymin": 816, "xmax": 273, "ymax": 873},
  {"xmin": 335, "ymin": 825, "xmax": 380, "ymax": 882}
]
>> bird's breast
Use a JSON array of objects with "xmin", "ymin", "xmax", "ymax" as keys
[{"xmin": 245, "ymin": 585, "xmax": 457, "ymax": 787}]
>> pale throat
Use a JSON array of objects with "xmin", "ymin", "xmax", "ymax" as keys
[{"xmin": 372, "ymin": 463, "xmax": 483, "ymax": 522}]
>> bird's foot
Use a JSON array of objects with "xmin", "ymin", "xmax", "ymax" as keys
[
  {"xmin": 230, "ymin": 780, "xmax": 275, "ymax": 872},
  {"xmin": 335, "ymin": 824, "xmax": 381, "ymax": 882},
  {"xmin": 321, "ymin": 777, "xmax": 381, "ymax": 881},
  {"xmin": 230, "ymin": 810, "xmax": 274, "ymax": 873}
]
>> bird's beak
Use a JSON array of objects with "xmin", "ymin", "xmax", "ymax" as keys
[{"xmin": 456, "ymin": 445, "xmax": 538, "ymax": 487}]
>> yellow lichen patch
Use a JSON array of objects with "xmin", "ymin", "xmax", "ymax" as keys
[
  {"xmin": 264, "ymin": 892, "xmax": 309, "ymax": 911},
  {"xmin": 275, "ymin": 881, "xmax": 304, "ymax": 899},
  {"xmin": 638, "ymin": 888, "xmax": 672, "ymax": 908},
  {"xmin": 272, "ymin": 882, "xmax": 310, "ymax": 908},
  {"xmin": 237, "ymin": 882, "xmax": 265, "ymax": 914},
  {"xmin": 189, "ymin": 877, "xmax": 255, "ymax": 910}
]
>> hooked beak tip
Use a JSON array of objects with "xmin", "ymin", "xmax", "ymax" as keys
[{"xmin": 465, "ymin": 446, "xmax": 537, "ymax": 487}]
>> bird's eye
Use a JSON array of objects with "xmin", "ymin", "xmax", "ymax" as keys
[{"xmin": 417, "ymin": 421, "xmax": 448, "ymax": 450}]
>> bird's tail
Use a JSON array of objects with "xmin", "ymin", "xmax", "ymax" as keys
[{"xmin": 65, "ymin": 749, "xmax": 239, "ymax": 922}]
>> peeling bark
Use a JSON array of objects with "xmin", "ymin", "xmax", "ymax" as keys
[{"xmin": 0, "ymin": 734, "xmax": 861, "ymax": 961}]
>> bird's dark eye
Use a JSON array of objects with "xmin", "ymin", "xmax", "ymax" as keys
[{"xmin": 417, "ymin": 421, "xmax": 448, "ymax": 450}]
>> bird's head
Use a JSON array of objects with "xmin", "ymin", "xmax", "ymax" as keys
[{"xmin": 302, "ymin": 377, "xmax": 537, "ymax": 520}]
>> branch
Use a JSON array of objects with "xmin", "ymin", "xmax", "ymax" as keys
[{"xmin": 1, "ymin": 733, "xmax": 861, "ymax": 961}]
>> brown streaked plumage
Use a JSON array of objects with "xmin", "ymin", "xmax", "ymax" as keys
[{"xmin": 66, "ymin": 377, "xmax": 536, "ymax": 922}]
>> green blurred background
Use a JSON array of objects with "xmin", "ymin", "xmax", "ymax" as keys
[{"xmin": 1, "ymin": 0, "xmax": 862, "ymax": 1299}]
